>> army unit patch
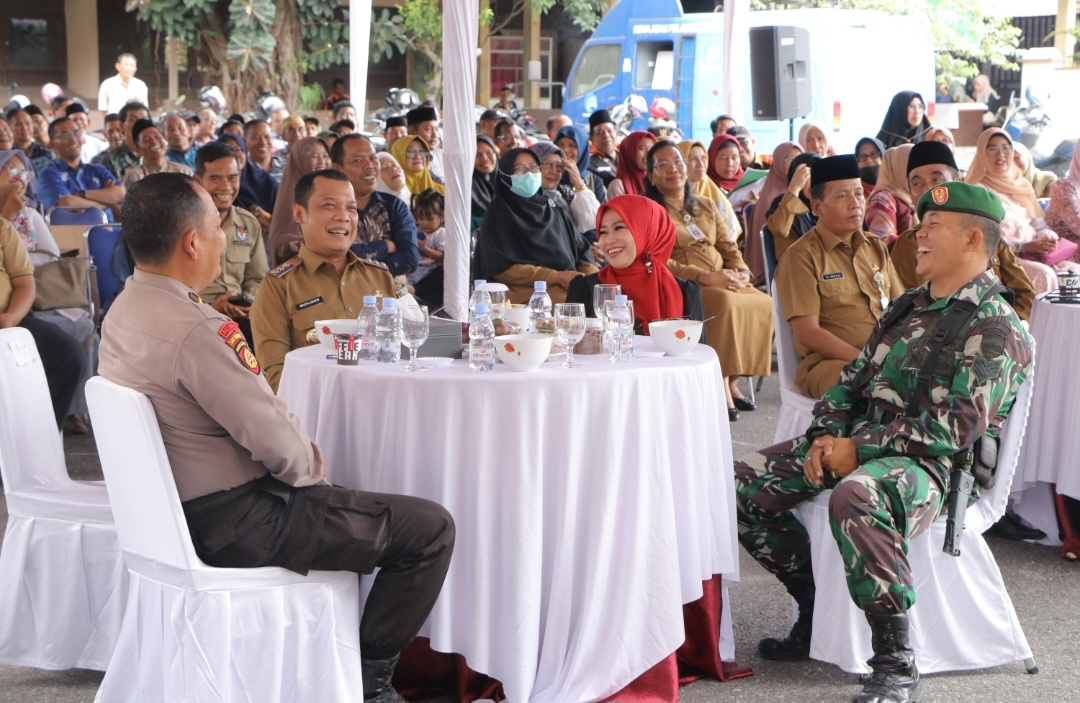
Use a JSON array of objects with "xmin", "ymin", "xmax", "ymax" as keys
[
  {"xmin": 218, "ymin": 321, "xmax": 261, "ymax": 375},
  {"xmin": 931, "ymin": 186, "xmax": 949, "ymax": 205}
]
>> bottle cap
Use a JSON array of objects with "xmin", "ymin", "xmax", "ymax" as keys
[
  {"xmin": 614, "ymin": 294, "xmax": 628, "ymax": 302},
  {"xmin": 474, "ymin": 303, "xmax": 490, "ymax": 314},
  {"xmin": 474, "ymin": 279, "xmax": 487, "ymax": 287},
  {"xmin": 534, "ymin": 281, "xmax": 547, "ymax": 291},
  {"xmin": 363, "ymin": 295, "xmax": 376, "ymax": 305},
  {"xmin": 382, "ymin": 298, "xmax": 396, "ymax": 309}
]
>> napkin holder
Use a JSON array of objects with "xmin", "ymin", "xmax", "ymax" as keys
[{"xmin": 402, "ymin": 317, "xmax": 464, "ymax": 359}]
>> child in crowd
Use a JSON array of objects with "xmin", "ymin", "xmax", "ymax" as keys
[{"xmin": 409, "ymin": 188, "xmax": 446, "ymax": 306}]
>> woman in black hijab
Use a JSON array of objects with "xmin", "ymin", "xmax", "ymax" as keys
[
  {"xmin": 474, "ymin": 147, "xmax": 596, "ymax": 304},
  {"xmin": 876, "ymin": 90, "xmax": 933, "ymax": 149},
  {"xmin": 472, "ymin": 135, "xmax": 497, "ymax": 230}
]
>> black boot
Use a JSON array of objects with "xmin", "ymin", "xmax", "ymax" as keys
[
  {"xmin": 362, "ymin": 655, "xmax": 408, "ymax": 703},
  {"xmin": 759, "ymin": 571, "xmax": 815, "ymax": 661},
  {"xmin": 853, "ymin": 612, "xmax": 922, "ymax": 703}
]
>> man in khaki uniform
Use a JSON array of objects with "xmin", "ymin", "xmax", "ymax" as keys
[
  {"xmin": 251, "ymin": 169, "xmax": 394, "ymax": 392},
  {"xmin": 890, "ymin": 141, "xmax": 1035, "ymax": 321},
  {"xmin": 99, "ymin": 173, "xmax": 454, "ymax": 703},
  {"xmin": 775, "ymin": 155, "xmax": 904, "ymax": 398},
  {"xmin": 194, "ymin": 142, "xmax": 268, "ymax": 345}
]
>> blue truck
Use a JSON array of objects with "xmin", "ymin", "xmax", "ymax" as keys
[{"xmin": 563, "ymin": 0, "xmax": 936, "ymax": 154}]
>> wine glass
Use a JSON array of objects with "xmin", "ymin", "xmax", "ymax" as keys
[
  {"xmin": 554, "ymin": 303, "xmax": 586, "ymax": 368},
  {"xmin": 399, "ymin": 304, "xmax": 429, "ymax": 371},
  {"xmin": 603, "ymin": 298, "xmax": 635, "ymax": 363},
  {"xmin": 592, "ymin": 284, "xmax": 621, "ymax": 351}
]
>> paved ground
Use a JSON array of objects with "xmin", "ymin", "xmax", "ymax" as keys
[{"xmin": 1, "ymin": 371, "xmax": 1076, "ymax": 702}]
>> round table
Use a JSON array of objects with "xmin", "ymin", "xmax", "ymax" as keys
[
  {"xmin": 1012, "ymin": 294, "xmax": 1080, "ymax": 543},
  {"xmin": 278, "ymin": 339, "xmax": 740, "ymax": 703}
]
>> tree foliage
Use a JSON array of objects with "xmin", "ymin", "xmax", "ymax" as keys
[
  {"xmin": 751, "ymin": 0, "xmax": 1022, "ymax": 87},
  {"xmin": 371, "ymin": 0, "xmax": 607, "ymax": 99},
  {"xmin": 126, "ymin": 0, "xmax": 349, "ymax": 111}
]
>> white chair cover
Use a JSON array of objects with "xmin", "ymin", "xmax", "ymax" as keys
[
  {"xmin": 771, "ymin": 281, "xmax": 818, "ymax": 443},
  {"xmin": 792, "ymin": 368, "xmax": 1037, "ymax": 674},
  {"xmin": 85, "ymin": 377, "xmax": 362, "ymax": 703},
  {"xmin": 0, "ymin": 327, "xmax": 126, "ymax": 671}
]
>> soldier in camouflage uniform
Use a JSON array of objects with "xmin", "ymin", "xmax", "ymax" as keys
[{"xmin": 736, "ymin": 181, "xmax": 1034, "ymax": 703}]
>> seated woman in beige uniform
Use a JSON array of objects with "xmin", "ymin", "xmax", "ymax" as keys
[
  {"xmin": 644, "ymin": 140, "xmax": 773, "ymax": 421},
  {"xmin": 474, "ymin": 147, "xmax": 597, "ymax": 304}
]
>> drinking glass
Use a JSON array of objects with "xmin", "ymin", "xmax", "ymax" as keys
[
  {"xmin": 399, "ymin": 305, "xmax": 429, "ymax": 371},
  {"xmin": 592, "ymin": 284, "xmax": 621, "ymax": 351},
  {"xmin": 488, "ymin": 289, "xmax": 508, "ymax": 320},
  {"xmin": 554, "ymin": 303, "xmax": 586, "ymax": 368},
  {"xmin": 603, "ymin": 299, "xmax": 635, "ymax": 363}
]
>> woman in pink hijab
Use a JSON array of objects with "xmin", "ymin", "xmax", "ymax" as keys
[{"xmin": 1045, "ymin": 136, "xmax": 1080, "ymax": 264}]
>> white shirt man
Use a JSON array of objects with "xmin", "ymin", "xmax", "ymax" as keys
[{"xmin": 98, "ymin": 53, "xmax": 149, "ymax": 116}]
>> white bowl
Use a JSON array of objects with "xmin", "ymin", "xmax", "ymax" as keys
[
  {"xmin": 500, "ymin": 303, "xmax": 532, "ymax": 331},
  {"xmin": 494, "ymin": 334, "xmax": 552, "ymax": 372},
  {"xmin": 314, "ymin": 318, "xmax": 360, "ymax": 352},
  {"xmin": 647, "ymin": 320, "xmax": 703, "ymax": 356}
]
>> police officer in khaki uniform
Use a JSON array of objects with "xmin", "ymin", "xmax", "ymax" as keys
[
  {"xmin": 250, "ymin": 169, "xmax": 395, "ymax": 392},
  {"xmin": 99, "ymin": 173, "xmax": 454, "ymax": 703},
  {"xmin": 194, "ymin": 141, "xmax": 268, "ymax": 344},
  {"xmin": 890, "ymin": 140, "xmax": 1035, "ymax": 321},
  {"xmin": 775, "ymin": 155, "xmax": 904, "ymax": 398}
]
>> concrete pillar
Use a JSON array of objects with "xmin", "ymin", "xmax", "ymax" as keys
[
  {"xmin": 477, "ymin": 0, "xmax": 492, "ymax": 107},
  {"xmin": 1056, "ymin": 0, "xmax": 1077, "ymax": 67},
  {"xmin": 64, "ymin": 0, "xmax": 100, "ymax": 101},
  {"xmin": 166, "ymin": 37, "xmax": 179, "ymax": 108},
  {"xmin": 349, "ymin": 0, "xmax": 373, "ymax": 115},
  {"xmin": 522, "ymin": 5, "xmax": 541, "ymax": 109}
]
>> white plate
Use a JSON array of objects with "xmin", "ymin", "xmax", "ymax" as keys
[{"xmin": 418, "ymin": 356, "xmax": 455, "ymax": 367}]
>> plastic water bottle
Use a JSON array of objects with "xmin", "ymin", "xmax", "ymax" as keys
[
  {"xmin": 527, "ymin": 281, "xmax": 553, "ymax": 333},
  {"xmin": 375, "ymin": 298, "xmax": 401, "ymax": 364},
  {"xmin": 469, "ymin": 303, "xmax": 496, "ymax": 372},
  {"xmin": 469, "ymin": 279, "xmax": 491, "ymax": 316},
  {"xmin": 607, "ymin": 294, "xmax": 634, "ymax": 363},
  {"xmin": 356, "ymin": 295, "xmax": 379, "ymax": 361}
]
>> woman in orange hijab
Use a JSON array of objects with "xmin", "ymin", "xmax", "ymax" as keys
[{"xmin": 566, "ymin": 194, "xmax": 704, "ymax": 331}]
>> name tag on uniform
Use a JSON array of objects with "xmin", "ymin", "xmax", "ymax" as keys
[
  {"xmin": 822, "ymin": 272, "xmax": 844, "ymax": 280},
  {"xmin": 296, "ymin": 296, "xmax": 323, "ymax": 310},
  {"xmin": 686, "ymin": 223, "xmax": 707, "ymax": 241}
]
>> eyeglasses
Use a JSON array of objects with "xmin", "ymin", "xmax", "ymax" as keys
[
  {"xmin": 405, "ymin": 148, "xmax": 430, "ymax": 159},
  {"xmin": 540, "ymin": 160, "xmax": 564, "ymax": 172},
  {"xmin": 52, "ymin": 129, "xmax": 84, "ymax": 141},
  {"xmin": 653, "ymin": 158, "xmax": 686, "ymax": 172},
  {"xmin": 856, "ymin": 153, "xmax": 881, "ymax": 165},
  {"xmin": 908, "ymin": 103, "xmax": 925, "ymax": 112},
  {"xmin": 511, "ymin": 165, "xmax": 541, "ymax": 175},
  {"xmin": 986, "ymin": 145, "xmax": 1013, "ymax": 156}
]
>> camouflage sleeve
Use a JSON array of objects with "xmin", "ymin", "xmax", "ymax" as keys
[
  {"xmin": 851, "ymin": 309, "xmax": 1033, "ymax": 463},
  {"xmin": 804, "ymin": 321, "xmax": 888, "ymax": 439}
]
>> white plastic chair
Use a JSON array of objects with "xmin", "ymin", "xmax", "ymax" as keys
[
  {"xmin": 85, "ymin": 376, "xmax": 363, "ymax": 703},
  {"xmin": 791, "ymin": 366, "xmax": 1038, "ymax": 675},
  {"xmin": 0, "ymin": 327, "xmax": 126, "ymax": 670},
  {"xmin": 771, "ymin": 281, "xmax": 818, "ymax": 443}
]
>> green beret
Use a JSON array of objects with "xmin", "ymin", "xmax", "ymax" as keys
[{"xmin": 916, "ymin": 181, "xmax": 1005, "ymax": 223}]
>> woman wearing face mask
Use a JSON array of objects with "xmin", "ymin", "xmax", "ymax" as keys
[
  {"xmin": 764, "ymin": 151, "xmax": 821, "ymax": 271},
  {"xmin": 854, "ymin": 137, "xmax": 884, "ymax": 200},
  {"xmin": 531, "ymin": 141, "xmax": 601, "ymax": 240},
  {"xmin": 876, "ymin": 90, "xmax": 932, "ymax": 149},
  {"xmin": 474, "ymin": 147, "xmax": 597, "ymax": 304},
  {"xmin": 605, "ymin": 130, "xmax": 655, "ymax": 199},
  {"xmin": 863, "ymin": 144, "xmax": 913, "ymax": 246}
]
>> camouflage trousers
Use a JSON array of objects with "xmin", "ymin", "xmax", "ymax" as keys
[{"xmin": 735, "ymin": 438, "xmax": 943, "ymax": 614}]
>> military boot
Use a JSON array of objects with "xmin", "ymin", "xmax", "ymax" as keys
[
  {"xmin": 362, "ymin": 655, "xmax": 408, "ymax": 703},
  {"xmin": 853, "ymin": 612, "xmax": 922, "ymax": 703},
  {"xmin": 758, "ymin": 571, "xmax": 815, "ymax": 661}
]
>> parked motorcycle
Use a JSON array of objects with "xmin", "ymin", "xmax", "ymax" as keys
[
  {"xmin": 1003, "ymin": 87, "xmax": 1075, "ymax": 177},
  {"xmin": 364, "ymin": 87, "xmax": 421, "ymax": 138}
]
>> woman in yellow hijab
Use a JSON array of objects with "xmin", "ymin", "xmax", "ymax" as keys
[
  {"xmin": 390, "ymin": 135, "xmax": 445, "ymax": 196},
  {"xmin": 677, "ymin": 139, "xmax": 741, "ymax": 242}
]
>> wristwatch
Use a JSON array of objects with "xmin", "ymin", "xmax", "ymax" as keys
[{"xmin": 77, "ymin": 190, "xmax": 86, "ymax": 199}]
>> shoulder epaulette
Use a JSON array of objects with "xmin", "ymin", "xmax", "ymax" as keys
[
  {"xmin": 359, "ymin": 257, "xmax": 390, "ymax": 272},
  {"xmin": 268, "ymin": 256, "xmax": 302, "ymax": 278}
]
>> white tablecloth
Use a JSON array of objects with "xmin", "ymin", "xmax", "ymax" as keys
[
  {"xmin": 1013, "ymin": 295, "xmax": 1080, "ymax": 540},
  {"xmin": 278, "ymin": 339, "xmax": 739, "ymax": 703}
]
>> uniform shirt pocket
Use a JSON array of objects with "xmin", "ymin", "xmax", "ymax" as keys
[{"xmin": 225, "ymin": 241, "xmax": 254, "ymax": 264}]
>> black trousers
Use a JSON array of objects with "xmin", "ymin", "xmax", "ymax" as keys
[
  {"xmin": 183, "ymin": 475, "xmax": 455, "ymax": 660},
  {"xmin": 19, "ymin": 313, "xmax": 88, "ymax": 427}
]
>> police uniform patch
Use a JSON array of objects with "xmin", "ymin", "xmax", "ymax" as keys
[
  {"xmin": 268, "ymin": 256, "xmax": 302, "ymax": 278},
  {"xmin": 218, "ymin": 321, "xmax": 261, "ymax": 375},
  {"xmin": 931, "ymin": 186, "xmax": 949, "ymax": 205}
]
